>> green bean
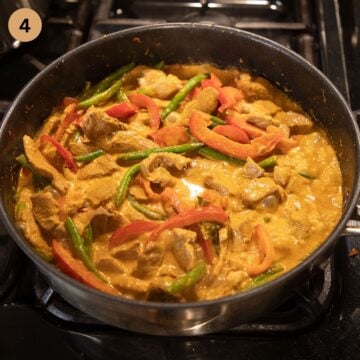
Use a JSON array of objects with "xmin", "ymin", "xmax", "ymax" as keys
[
  {"xmin": 167, "ymin": 261, "xmax": 207, "ymax": 294},
  {"xmin": 78, "ymin": 81, "xmax": 92, "ymax": 101},
  {"xmin": 244, "ymin": 263, "xmax": 284, "ymax": 290},
  {"xmin": 78, "ymin": 78, "xmax": 124, "ymax": 108},
  {"xmin": 298, "ymin": 172, "xmax": 317, "ymax": 180},
  {"xmin": 83, "ymin": 224, "xmax": 93, "ymax": 258},
  {"xmin": 65, "ymin": 217, "xmax": 105, "ymax": 280},
  {"xmin": 257, "ymin": 155, "xmax": 278, "ymax": 169},
  {"xmin": 16, "ymin": 154, "xmax": 49, "ymax": 187},
  {"xmin": 161, "ymin": 73, "xmax": 210, "ymax": 120},
  {"xmin": 117, "ymin": 88, "xmax": 129, "ymax": 102},
  {"xmin": 154, "ymin": 60, "xmax": 165, "ymax": 69},
  {"xmin": 117, "ymin": 142, "xmax": 204, "ymax": 162},
  {"xmin": 210, "ymin": 116, "xmax": 226, "ymax": 126},
  {"xmin": 127, "ymin": 194, "xmax": 166, "ymax": 221},
  {"xmin": 115, "ymin": 164, "xmax": 141, "ymax": 208},
  {"xmin": 92, "ymin": 62, "xmax": 135, "ymax": 95},
  {"xmin": 75, "ymin": 149, "xmax": 105, "ymax": 163},
  {"xmin": 197, "ymin": 147, "xmax": 245, "ymax": 165}
]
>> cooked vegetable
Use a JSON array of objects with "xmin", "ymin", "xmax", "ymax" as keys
[
  {"xmin": 16, "ymin": 63, "xmax": 342, "ymax": 302},
  {"xmin": 64, "ymin": 217, "xmax": 104, "ymax": 279},
  {"xmin": 52, "ymin": 239, "xmax": 117, "ymax": 295},
  {"xmin": 117, "ymin": 142, "xmax": 204, "ymax": 162},
  {"xmin": 161, "ymin": 73, "xmax": 210, "ymax": 120},
  {"xmin": 78, "ymin": 78, "xmax": 124, "ymax": 108},
  {"xmin": 115, "ymin": 164, "xmax": 141, "ymax": 207},
  {"xmin": 75, "ymin": 149, "xmax": 105, "ymax": 163},
  {"xmin": 167, "ymin": 261, "xmax": 207, "ymax": 294},
  {"xmin": 91, "ymin": 62, "xmax": 135, "ymax": 95},
  {"xmin": 109, "ymin": 220, "xmax": 160, "ymax": 249},
  {"xmin": 40, "ymin": 135, "xmax": 78, "ymax": 172},
  {"xmin": 127, "ymin": 194, "xmax": 166, "ymax": 221},
  {"xmin": 148, "ymin": 206, "xmax": 228, "ymax": 242},
  {"xmin": 257, "ymin": 155, "xmax": 278, "ymax": 169}
]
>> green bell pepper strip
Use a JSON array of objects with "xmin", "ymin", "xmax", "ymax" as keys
[
  {"xmin": 161, "ymin": 73, "xmax": 210, "ymax": 120},
  {"xmin": 257, "ymin": 155, "xmax": 278, "ymax": 169},
  {"xmin": 117, "ymin": 142, "xmax": 204, "ymax": 162},
  {"xmin": 166, "ymin": 261, "xmax": 207, "ymax": 294},
  {"xmin": 115, "ymin": 164, "xmax": 141, "ymax": 208},
  {"xmin": 83, "ymin": 224, "xmax": 93, "ymax": 258}
]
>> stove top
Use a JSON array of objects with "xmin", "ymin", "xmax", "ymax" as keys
[{"xmin": 0, "ymin": 1, "xmax": 359, "ymax": 359}]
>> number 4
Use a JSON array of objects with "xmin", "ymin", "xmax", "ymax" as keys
[{"xmin": 19, "ymin": 18, "xmax": 31, "ymax": 33}]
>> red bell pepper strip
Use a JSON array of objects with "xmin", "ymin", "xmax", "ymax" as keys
[
  {"xmin": 62, "ymin": 97, "xmax": 78, "ymax": 108},
  {"xmin": 148, "ymin": 206, "xmax": 228, "ymax": 242},
  {"xmin": 105, "ymin": 102, "xmax": 138, "ymax": 119},
  {"xmin": 247, "ymin": 224, "xmax": 275, "ymax": 276},
  {"xmin": 218, "ymin": 86, "xmax": 244, "ymax": 112},
  {"xmin": 213, "ymin": 125, "xmax": 250, "ymax": 144},
  {"xmin": 128, "ymin": 93, "xmax": 160, "ymax": 131},
  {"xmin": 54, "ymin": 103, "xmax": 79, "ymax": 141},
  {"xmin": 201, "ymin": 73, "xmax": 222, "ymax": 90},
  {"xmin": 226, "ymin": 113, "xmax": 265, "ymax": 139},
  {"xmin": 40, "ymin": 135, "xmax": 78, "ymax": 172},
  {"xmin": 189, "ymin": 111, "xmax": 283, "ymax": 160},
  {"xmin": 189, "ymin": 224, "xmax": 215, "ymax": 265},
  {"xmin": 52, "ymin": 239, "xmax": 118, "ymax": 295},
  {"xmin": 150, "ymin": 125, "xmax": 190, "ymax": 146},
  {"xmin": 109, "ymin": 220, "xmax": 160, "ymax": 249}
]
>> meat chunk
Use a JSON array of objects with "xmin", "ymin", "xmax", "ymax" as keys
[
  {"xmin": 179, "ymin": 87, "xmax": 219, "ymax": 125},
  {"xmin": 242, "ymin": 100, "xmax": 280, "ymax": 116},
  {"xmin": 204, "ymin": 176, "xmax": 229, "ymax": 195},
  {"xmin": 147, "ymin": 167, "xmax": 175, "ymax": 187},
  {"xmin": 273, "ymin": 111, "xmax": 313, "ymax": 134},
  {"xmin": 31, "ymin": 191, "xmax": 60, "ymax": 232},
  {"xmin": 68, "ymin": 141, "xmax": 97, "ymax": 156},
  {"xmin": 94, "ymin": 256, "xmax": 128, "ymax": 275},
  {"xmin": 140, "ymin": 153, "xmax": 192, "ymax": 177},
  {"xmin": 134, "ymin": 242, "xmax": 165, "ymax": 278},
  {"xmin": 170, "ymin": 228, "xmax": 197, "ymax": 272},
  {"xmin": 82, "ymin": 107, "xmax": 127, "ymax": 140},
  {"xmin": 240, "ymin": 177, "xmax": 284, "ymax": 206},
  {"xmin": 72, "ymin": 207, "xmax": 122, "ymax": 236},
  {"xmin": 235, "ymin": 73, "xmax": 273, "ymax": 101},
  {"xmin": 273, "ymin": 165, "xmax": 292, "ymax": 187},
  {"xmin": 242, "ymin": 157, "xmax": 264, "ymax": 179},
  {"xmin": 111, "ymin": 240, "xmax": 142, "ymax": 260},
  {"xmin": 138, "ymin": 69, "xmax": 182, "ymax": 99},
  {"xmin": 23, "ymin": 135, "xmax": 69, "ymax": 193},
  {"xmin": 98, "ymin": 130, "xmax": 157, "ymax": 153},
  {"xmin": 16, "ymin": 188, "xmax": 52, "ymax": 260},
  {"xmin": 77, "ymin": 154, "xmax": 119, "ymax": 180},
  {"xmin": 111, "ymin": 274, "xmax": 150, "ymax": 294}
]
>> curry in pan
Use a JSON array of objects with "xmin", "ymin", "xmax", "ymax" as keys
[{"xmin": 15, "ymin": 63, "xmax": 342, "ymax": 301}]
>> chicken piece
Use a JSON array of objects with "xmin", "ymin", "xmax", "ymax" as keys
[
  {"xmin": 235, "ymin": 73, "xmax": 274, "ymax": 101},
  {"xmin": 67, "ymin": 141, "xmax": 97, "ymax": 156},
  {"xmin": 31, "ymin": 191, "xmax": 60, "ymax": 232},
  {"xmin": 82, "ymin": 107, "xmax": 127, "ymax": 140},
  {"xmin": 147, "ymin": 167, "xmax": 175, "ymax": 187},
  {"xmin": 170, "ymin": 228, "xmax": 197, "ymax": 272},
  {"xmin": 138, "ymin": 69, "xmax": 182, "ymax": 99},
  {"xmin": 23, "ymin": 135, "xmax": 69, "ymax": 193},
  {"xmin": 16, "ymin": 188, "xmax": 52, "ymax": 260},
  {"xmin": 204, "ymin": 176, "xmax": 229, "ymax": 195},
  {"xmin": 77, "ymin": 154, "xmax": 119, "ymax": 180},
  {"xmin": 140, "ymin": 153, "xmax": 192, "ymax": 177},
  {"xmin": 242, "ymin": 157, "xmax": 264, "ymax": 179},
  {"xmin": 242, "ymin": 100, "xmax": 281, "ymax": 117},
  {"xmin": 240, "ymin": 177, "xmax": 284, "ymax": 206},
  {"xmin": 273, "ymin": 165, "xmax": 292, "ymax": 187},
  {"xmin": 273, "ymin": 111, "xmax": 313, "ymax": 134},
  {"xmin": 111, "ymin": 274, "xmax": 150, "ymax": 294},
  {"xmin": 134, "ymin": 242, "xmax": 165, "ymax": 278},
  {"xmin": 179, "ymin": 87, "xmax": 219, "ymax": 125},
  {"xmin": 98, "ymin": 130, "xmax": 157, "ymax": 154}
]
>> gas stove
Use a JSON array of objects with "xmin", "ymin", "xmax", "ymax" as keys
[{"xmin": 0, "ymin": 1, "xmax": 359, "ymax": 359}]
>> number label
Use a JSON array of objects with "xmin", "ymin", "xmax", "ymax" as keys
[{"xmin": 19, "ymin": 18, "xmax": 31, "ymax": 33}]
